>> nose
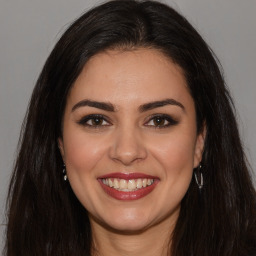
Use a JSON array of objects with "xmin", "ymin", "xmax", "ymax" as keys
[{"xmin": 109, "ymin": 127, "xmax": 147, "ymax": 166}]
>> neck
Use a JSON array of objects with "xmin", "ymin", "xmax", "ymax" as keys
[{"xmin": 90, "ymin": 214, "xmax": 177, "ymax": 256}]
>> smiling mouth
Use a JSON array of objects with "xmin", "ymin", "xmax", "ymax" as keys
[
  {"xmin": 101, "ymin": 178, "xmax": 155, "ymax": 192},
  {"xmin": 98, "ymin": 173, "xmax": 159, "ymax": 200}
]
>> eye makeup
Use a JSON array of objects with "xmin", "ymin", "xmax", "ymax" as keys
[
  {"xmin": 144, "ymin": 113, "xmax": 179, "ymax": 128},
  {"xmin": 76, "ymin": 113, "xmax": 179, "ymax": 130},
  {"xmin": 77, "ymin": 114, "xmax": 111, "ymax": 128}
]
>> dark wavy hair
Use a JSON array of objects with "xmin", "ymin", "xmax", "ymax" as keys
[{"xmin": 5, "ymin": 1, "xmax": 256, "ymax": 255}]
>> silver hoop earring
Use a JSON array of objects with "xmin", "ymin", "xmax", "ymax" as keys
[
  {"xmin": 194, "ymin": 164, "xmax": 203, "ymax": 190},
  {"xmin": 63, "ymin": 164, "xmax": 68, "ymax": 181}
]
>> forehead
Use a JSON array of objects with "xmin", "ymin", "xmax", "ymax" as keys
[{"xmin": 67, "ymin": 48, "xmax": 193, "ymax": 109}]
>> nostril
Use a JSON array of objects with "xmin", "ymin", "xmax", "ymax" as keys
[
  {"xmin": 110, "ymin": 148, "xmax": 147, "ymax": 165},
  {"xmin": 108, "ymin": 130, "xmax": 148, "ymax": 165}
]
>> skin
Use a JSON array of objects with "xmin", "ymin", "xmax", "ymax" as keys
[{"xmin": 59, "ymin": 48, "xmax": 205, "ymax": 256}]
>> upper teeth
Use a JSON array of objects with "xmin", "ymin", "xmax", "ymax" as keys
[{"xmin": 102, "ymin": 178, "xmax": 154, "ymax": 191}]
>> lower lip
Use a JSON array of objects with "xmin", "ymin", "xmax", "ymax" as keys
[{"xmin": 98, "ymin": 179, "xmax": 159, "ymax": 200}]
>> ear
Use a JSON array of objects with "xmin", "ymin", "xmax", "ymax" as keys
[
  {"xmin": 193, "ymin": 125, "xmax": 206, "ymax": 168},
  {"xmin": 58, "ymin": 137, "xmax": 65, "ymax": 160}
]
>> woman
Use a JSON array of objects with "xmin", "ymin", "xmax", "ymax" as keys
[{"xmin": 5, "ymin": 0, "xmax": 256, "ymax": 255}]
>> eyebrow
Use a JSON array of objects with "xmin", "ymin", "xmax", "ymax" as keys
[
  {"xmin": 139, "ymin": 99, "xmax": 185, "ymax": 112},
  {"xmin": 71, "ymin": 98, "xmax": 185, "ymax": 112},
  {"xmin": 72, "ymin": 100, "xmax": 115, "ymax": 112}
]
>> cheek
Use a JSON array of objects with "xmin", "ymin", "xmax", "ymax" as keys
[
  {"xmin": 63, "ymin": 128, "xmax": 107, "ymax": 175},
  {"xmin": 149, "ymin": 130, "xmax": 196, "ymax": 176},
  {"xmin": 62, "ymin": 129, "xmax": 110, "ymax": 209},
  {"xmin": 150, "ymin": 132, "xmax": 196, "ymax": 206}
]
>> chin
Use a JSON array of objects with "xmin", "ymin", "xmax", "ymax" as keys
[
  {"xmin": 91, "ymin": 208, "xmax": 156, "ymax": 233},
  {"xmin": 104, "ymin": 219, "xmax": 152, "ymax": 234}
]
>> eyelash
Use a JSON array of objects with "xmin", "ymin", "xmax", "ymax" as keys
[
  {"xmin": 145, "ymin": 114, "xmax": 179, "ymax": 128},
  {"xmin": 77, "ymin": 114, "xmax": 178, "ymax": 129},
  {"xmin": 77, "ymin": 114, "xmax": 111, "ymax": 128}
]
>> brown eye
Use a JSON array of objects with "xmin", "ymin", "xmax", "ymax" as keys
[
  {"xmin": 78, "ymin": 114, "xmax": 110, "ymax": 127},
  {"xmin": 152, "ymin": 117, "xmax": 167, "ymax": 126},
  {"xmin": 90, "ymin": 117, "xmax": 104, "ymax": 126},
  {"xmin": 145, "ymin": 114, "xmax": 178, "ymax": 128}
]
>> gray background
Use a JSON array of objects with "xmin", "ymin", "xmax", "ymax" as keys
[{"xmin": 0, "ymin": 0, "xmax": 255, "ymax": 252}]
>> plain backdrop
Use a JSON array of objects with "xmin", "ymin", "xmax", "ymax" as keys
[{"xmin": 0, "ymin": 0, "xmax": 255, "ymax": 252}]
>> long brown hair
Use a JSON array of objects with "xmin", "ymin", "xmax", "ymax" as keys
[{"xmin": 5, "ymin": 1, "xmax": 256, "ymax": 255}]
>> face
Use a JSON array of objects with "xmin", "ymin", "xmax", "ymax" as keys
[{"xmin": 59, "ymin": 48, "xmax": 204, "ymax": 233}]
